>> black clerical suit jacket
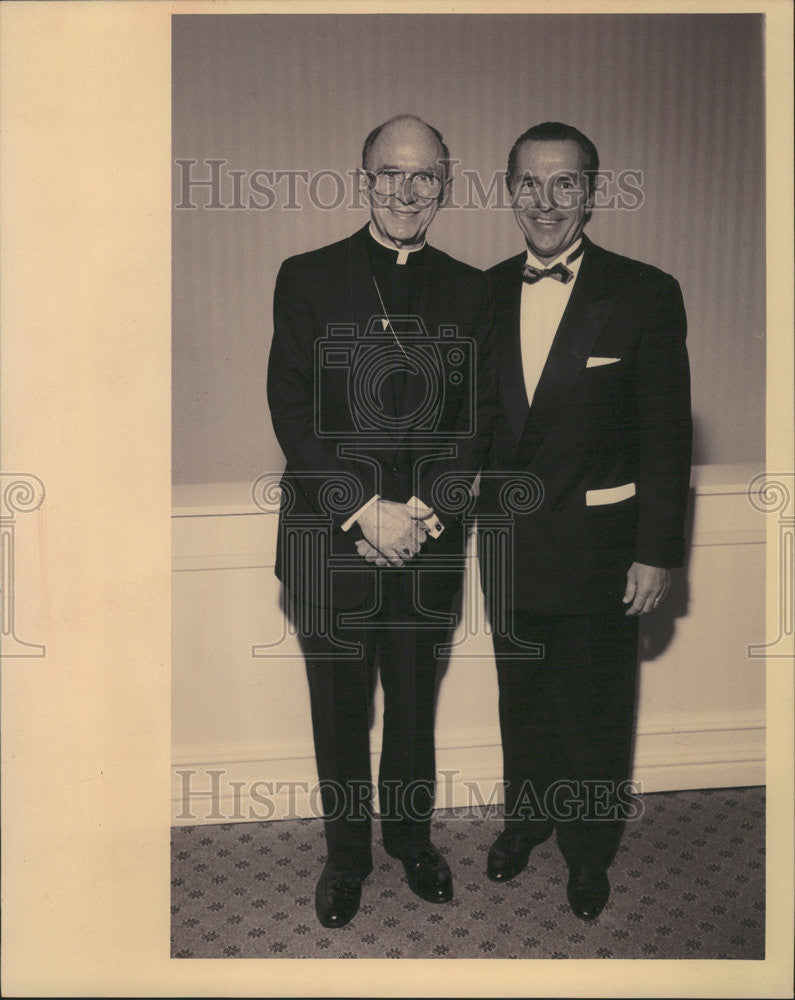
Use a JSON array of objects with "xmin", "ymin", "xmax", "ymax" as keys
[
  {"xmin": 479, "ymin": 235, "xmax": 692, "ymax": 615},
  {"xmin": 268, "ymin": 225, "xmax": 494, "ymax": 612}
]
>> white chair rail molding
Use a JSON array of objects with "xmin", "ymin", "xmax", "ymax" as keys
[{"xmin": 172, "ymin": 464, "xmax": 766, "ymax": 825}]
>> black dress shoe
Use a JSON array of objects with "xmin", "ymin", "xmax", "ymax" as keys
[
  {"xmin": 566, "ymin": 865, "xmax": 610, "ymax": 920},
  {"xmin": 393, "ymin": 844, "xmax": 453, "ymax": 903},
  {"xmin": 315, "ymin": 862, "xmax": 363, "ymax": 928},
  {"xmin": 486, "ymin": 828, "xmax": 543, "ymax": 883}
]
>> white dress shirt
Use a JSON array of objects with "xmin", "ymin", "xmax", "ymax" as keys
[{"xmin": 520, "ymin": 240, "xmax": 584, "ymax": 406}]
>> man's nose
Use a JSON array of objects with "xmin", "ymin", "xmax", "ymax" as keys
[
  {"xmin": 396, "ymin": 176, "xmax": 417, "ymax": 203},
  {"xmin": 535, "ymin": 180, "xmax": 555, "ymax": 211}
]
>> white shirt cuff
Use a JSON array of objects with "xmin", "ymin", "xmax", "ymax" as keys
[{"xmin": 340, "ymin": 494, "xmax": 380, "ymax": 532}]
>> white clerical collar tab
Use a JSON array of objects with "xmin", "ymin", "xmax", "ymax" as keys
[{"xmin": 368, "ymin": 223, "xmax": 425, "ymax": 265}]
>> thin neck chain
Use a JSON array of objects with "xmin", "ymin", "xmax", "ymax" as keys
[{"xmin": 371, "ymin": 273, "xmax": 409, "ymax": 359}]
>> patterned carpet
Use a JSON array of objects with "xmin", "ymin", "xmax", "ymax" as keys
[{"xmin": 171, "ymin": 786, "xmax": 764, "ymax": 960}]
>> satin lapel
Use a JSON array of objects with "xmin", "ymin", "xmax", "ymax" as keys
[
  {"xmin": 492, "ymin": 257, "xmax": 529, "ymax": 442},
  {"xmin": 515, "ymin": 240, "xmax": 619, "ymax": 464}
]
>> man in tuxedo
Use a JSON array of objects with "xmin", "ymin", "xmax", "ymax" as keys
[
  {"xmin": 479, "ymin": 122, "xmax": 691, "ymax": 919},
  {"xmin": 267, "ymin": 115, "xmax": 493, "ymax": 928}
]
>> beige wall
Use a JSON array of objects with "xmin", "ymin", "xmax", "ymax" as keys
[{"xmin": 172, "ymin": 13, "xmax": 765, "ymax": 485}]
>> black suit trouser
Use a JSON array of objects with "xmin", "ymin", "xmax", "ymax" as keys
[
  {"xmin": 493, "ymin": 610, "xmax": 639, "ymax": 871},
  {"xmin": 294, "ymin": 577, "xmax": 452, "ymax": 878}
]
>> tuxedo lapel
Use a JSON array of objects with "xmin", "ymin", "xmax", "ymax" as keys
[
  {"xmin": 515, "ymin": 238, "xmax": 619, "ymax": 463},
  {"xmin": 491, "ymin": 255, "xmax": 529, "ymax": 442}
]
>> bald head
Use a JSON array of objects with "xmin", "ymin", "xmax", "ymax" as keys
[
  {"xmin": 362, "ymin": 114, "xmax": 450, "ymax": 183},
  {"xmin": 359, "ymin": 114, "xmax": 450, "ymax": 249}
]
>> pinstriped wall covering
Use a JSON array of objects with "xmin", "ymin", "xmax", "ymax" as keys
[{"xmin": 172, "ymin": 13, "xmax": 764, "ymax": 485}]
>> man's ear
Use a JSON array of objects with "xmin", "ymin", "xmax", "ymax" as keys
[{"xmin": 438, "ymin": 176, "xmax": 453, "ymax": 209}]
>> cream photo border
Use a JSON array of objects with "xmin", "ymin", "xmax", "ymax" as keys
[{"xmin": 1, "ymin": 1, "xmax": 792, "ymax": 997}]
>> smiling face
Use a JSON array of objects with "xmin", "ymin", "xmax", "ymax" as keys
[
  {"xmin": 362, "ymin": 118, "xmax": 447, "ymax": 249},
  {"xmin": 509, "ymin": 139, "xmax": 593, "ymax": 261}
]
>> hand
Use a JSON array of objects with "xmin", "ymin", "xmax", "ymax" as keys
[
  {"xmin": 356, "ymin": 499, "xmax": 431, "ymax": 567},
  {"xmin": 623, "ymin": 562, "xmax": 671, "ymax": 616},
  {"xmin": 355, "ymin": 538, "xmax": 390, "ymax": 566}
]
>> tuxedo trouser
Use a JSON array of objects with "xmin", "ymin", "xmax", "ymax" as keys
[
  {"xmin": 493, "ymin": 610, "xmax": 639, "ymax": 871},
  {"xmin": 294, "ymin": 580, "xmax": 451, "ymax": 879}
]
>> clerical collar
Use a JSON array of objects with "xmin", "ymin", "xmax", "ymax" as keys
[
  {"xmin": 525, "ymin": 238, "xmax": 584, "ymax": 272},
  {"xmin": 368, "ymin": 222, "xmax": 426, "ymax": 265}
]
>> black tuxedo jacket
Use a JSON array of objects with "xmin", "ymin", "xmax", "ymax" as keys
[
  {"xmin": 268, "ymin": 225, "xmax": 494, "ymax": 611},
  {"xmin": 479, "ymin": 235, "xmax": 692, "ymax": 615}
]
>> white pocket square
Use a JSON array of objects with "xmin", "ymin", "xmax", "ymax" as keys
[
  {"xmin": 586, "ymin": 356, "xmax": 621, "ymax": 367},
  {"xmin": 586, "ymin": 482, "xmax": 636, "ymax": 506}
]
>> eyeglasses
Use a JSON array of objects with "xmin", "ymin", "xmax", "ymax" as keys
[{"xmin": 363, "ymin": 169, "xmax": 444, "ymax": 201}]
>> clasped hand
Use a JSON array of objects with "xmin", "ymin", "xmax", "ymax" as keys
[{"xmin": 354, "ymin": 498, "xmax": 432, "ymax": 567}]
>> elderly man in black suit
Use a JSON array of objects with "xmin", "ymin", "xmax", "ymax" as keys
[
  {"xmin": 267, "ymin": 115, "xmax": 493, "ymax": 928},
  {"xmin": 479, "ymin": 122, "xmax": 691, "ymax": 920}
]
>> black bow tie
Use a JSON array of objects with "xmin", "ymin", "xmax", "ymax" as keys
[
  {"xmin": 521, "ymin": 242, "xmax": 584, "ymax": 285},
  {"xmin": 522, "ymin": 261, "xmax": 573, "ymax": 284}
]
